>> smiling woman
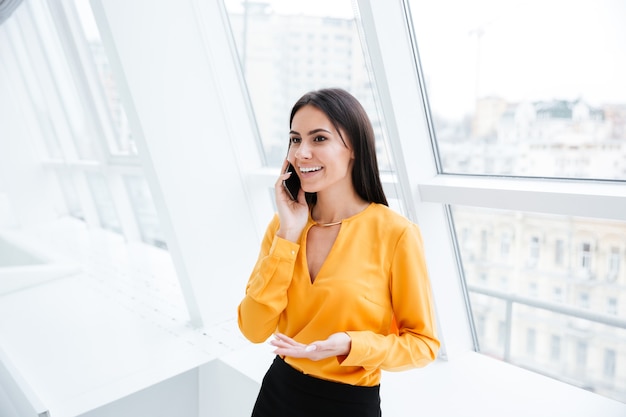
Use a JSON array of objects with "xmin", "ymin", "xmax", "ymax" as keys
[
  {"xmin": 238, "ymin": 88, "xmax": 439, "ymax": 416},
  {"xmin": 287, "ymin": 89, "xmax": 388, "ymax": 209}
]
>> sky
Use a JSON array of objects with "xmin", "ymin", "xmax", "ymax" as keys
[
  {"xmin": 409, "ymin": 0, "xmax": 626, "ymax": 118},
  {"xmin": 221, "ymin": 0, "xmax": 626, "ymax": 119},
  {"xmin": 78, "ymin": 0, "xmax": 626, "ymax": 120}
]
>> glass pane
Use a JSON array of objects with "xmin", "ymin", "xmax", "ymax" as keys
[
  {"xmin": 85, "ymin": 172, "xmax": 122, "ymax": 233},
  {"xmin": 124, "ymin": 175, "xmax": 167, "ymax": 249},
  {"xmin": 2, "ymin": 17, "xmax": 63, "ymax": 159},
  {"xmin": 5, "ymin": 6, "xmax": 66, "ymax": 159},
  {"xmin": 222, "ymin": 0, "xmax": 394, "ymax": 172},
  {"xmin": 452, "ymin": 205, "xmax": 626, "ymax": 402},
  {"xmin": 29, "ymin": 0, "xmax": 100, "ymax": 160},
  {"xmin": 409, "ymin": 0, "xmax": 626, "ymax": 180},
  {"xmin": 73, "ymin": 0, "xmax": 137, "ymax": 156}
]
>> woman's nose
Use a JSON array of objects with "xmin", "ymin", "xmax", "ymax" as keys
[{"xmin": 294, "ymin": 142, "xmax": 311, "ymax": 159}]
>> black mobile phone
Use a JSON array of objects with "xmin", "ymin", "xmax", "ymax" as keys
[{"xmin": 283, "ymin": 162, "xmax": 301, "ymax": 201}]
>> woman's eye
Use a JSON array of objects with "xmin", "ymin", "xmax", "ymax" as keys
[
  {"xmin": 290, "ymin": 137, "xmax": 301, "ymax": 144},
  {"xmin": 313, "ymin": 136, "xmax": 327, "ymax": 142}
]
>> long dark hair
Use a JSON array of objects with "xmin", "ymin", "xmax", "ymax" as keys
[{"xmin": 289, "ymin": 88, "xmax": 388, "ymax": 206}]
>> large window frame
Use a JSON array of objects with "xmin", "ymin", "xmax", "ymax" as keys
[
  {"xmin": 4, "ymin": 0, "xmax": 166, "ymax": 246},
  {"xmin": 355, "ymin": 0, "xmax": 626, "ymax": 398}
]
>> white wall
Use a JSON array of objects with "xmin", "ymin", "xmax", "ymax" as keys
[{"xmin": 90, "ymin": 0, "xmax": 265, "ymax": 327}]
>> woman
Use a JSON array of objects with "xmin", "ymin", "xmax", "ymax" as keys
[{"xmin": 238, "ymin": 88, "xmax": 439, "ymax": 416}]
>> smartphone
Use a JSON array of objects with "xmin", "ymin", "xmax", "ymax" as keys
[{"xmin": 283, "ymin": 162, "xmax": 301, "ymax": 201}]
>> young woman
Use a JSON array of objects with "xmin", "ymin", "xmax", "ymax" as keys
[{"xmin": 238, "ymin": 88, "xmax": 440, "ymax": 416}]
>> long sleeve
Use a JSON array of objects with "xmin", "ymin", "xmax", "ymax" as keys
[
  {"xmin": 342, "ymin": 224, "xmax": 440, "ymax": 371},
  {"xmin": 238, "ymin": 204, "xmax": 438, "ymax": 386},
  {"xmin": 238, "ymin": 215, "xmax": 300, "ymax": 343}
]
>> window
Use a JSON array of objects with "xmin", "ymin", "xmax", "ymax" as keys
[
  {"xmin": 223, "ymin": 0, "xmax": 392, "ymax": 170},
  {"xmin": 11, "ymin": 0, "xmax": 165, "ymax": 249},
  {"xmin": 555, "ymin": 239, "xmax": 565, "ymax": 266},
  {"xmin": 73, "ymin": 0, "xmax": 137, "ymax": 156},
  {"xmin": 529, "ymin": 236, "xmax": 540, "ymax": 265},
  {"xmin": 222, "ymin": 0, "xmax": 408, "ymax": 216},
  {"xmin": 578, "ymin": 292, "xmax": 590, "ymax": 309},
  {"xmin": 6, "ymin": 2, "xmax": 95, "ymax": 161},
  {"xmin": 405, "ymin": 0, "xmax": 626, "ymax": 401},
  {"xmin": 500, "ymin": 232, "xmax": 511, "ymax": 259},
  {"xmin": 580, "ymin": 242, "xmax": 592, "ymax": 271},
  {"xmin": 452, "ymin": 207, "xmax": 626, "ymax": 401},
  {"xmin": 604, "ymin": 349, "xmax": 616, "ymax": 379},
  {"xmin": 499, "ymin": 275, "xmax": 508, "ymax": 290},
  {"xmin": 409, "ymin": 0, "xmax": 626, "ymax": 181},
  {"xmin": 607, "ymin": 246, "xmax": 620, "ymax": 280}
]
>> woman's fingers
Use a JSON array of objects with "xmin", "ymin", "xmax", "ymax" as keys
[
  {"xmin": 270, "ymin": 332, "xmax": 351, "ymax": 360},
  {"xmin": 270, "ymin": 333, "xmax": 323, "ymax": 359},
  {"xmin": 272, "ymin": 333, "xmax": 303, "ymax": 347}
]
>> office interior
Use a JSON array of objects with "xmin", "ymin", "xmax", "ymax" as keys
[{"xmin": 0, "ymin": 0, "xmax": 625, "ymax": 416}]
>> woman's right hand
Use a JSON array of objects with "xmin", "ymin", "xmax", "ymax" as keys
[{"xmin": 275, "ymin": 159, "xmax": 309, "ymax": 242}]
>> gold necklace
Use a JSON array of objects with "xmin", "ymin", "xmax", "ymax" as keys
[{"xmin": 314, "ymin": 220, "xmax": 342, "ymax": 227}]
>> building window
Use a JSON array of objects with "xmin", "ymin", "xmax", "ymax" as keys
[
  {"xmin": 499, "ymin": 275, "xmax": 508, "ymax": 290},
  {"xmin": 578, "ymin": 292, "xmax": 590, "ymax": 309},
  {"xmin": 529, "ymin": 236, "xmax": 540, "ymax": 265},
  {"xmin": 580, "ymin": 242, "xmax": 592, "ymax": 270},
  {"xmin": 604, "ymin": 349, "xmax": 616, "ymax": 379},
  {"xmin": 607, "ymin": 297, "xmax": 618, "ymax": 315},
  {"xmin": 500, "ymin": 232, "xmax": 511, "ymax": 258},
  {"xmin": 555, "ymin": 239, "xmax": 565, "ymax": 265}
]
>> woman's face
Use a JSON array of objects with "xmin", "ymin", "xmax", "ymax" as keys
[{"xmin": 288, "ymin": 105, "xmax": 354, "ymax": 196}]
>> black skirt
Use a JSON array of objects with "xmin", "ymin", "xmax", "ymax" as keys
[{"xmin": 251, "ymin": 356, "xmax": 381, "ymax": 417}]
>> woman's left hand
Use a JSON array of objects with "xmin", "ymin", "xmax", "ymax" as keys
[{"xmin": 270, "ymin": 332, "xmax": 351, "ymax": 361}]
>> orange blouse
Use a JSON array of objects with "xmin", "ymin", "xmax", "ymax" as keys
[{"xmin": 238, "ymin": 203, "xmax": 439, "ymax": 386}]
